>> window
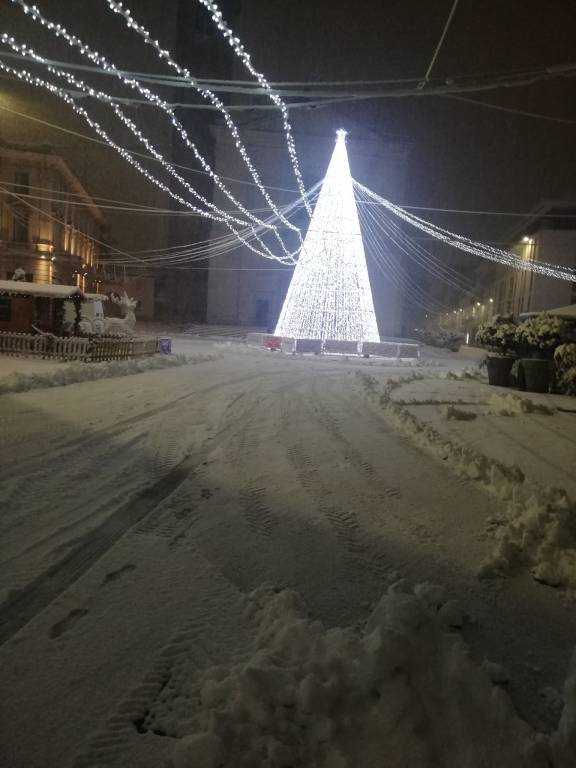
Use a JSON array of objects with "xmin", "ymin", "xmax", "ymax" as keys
[
  {"xmin": 14, "ymin": 171, "xmax": 30, "ymax": 195},
  {"xmin": 0, "ymin": 297, "xmax": 11, "ymax": 322},
  {"xmin": 11, "ymin": 207, "xmax": 29, "ymax": 243}
]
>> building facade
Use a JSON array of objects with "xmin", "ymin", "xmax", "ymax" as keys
[
  {"xmin": 437, "ymin": 202, "xmax": 576, "ymax": 338},
  {"xmin": 0, "ymin": 145, "xmax": 103, "ymax": 290}
]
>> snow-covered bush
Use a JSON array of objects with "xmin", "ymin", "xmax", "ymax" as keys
[
  {"xmin": 557, "ymin": 366, "xmax": 576, "ymax": 396},
  {"xmin": 555, "ymin": 344, "xmax": 576, "ymax": 396},
  {"xmin": 475, "ymin": 315, "xmax": 517, "ymax": 354},
  {"xmin": 515, "ymin": 314, "xmax": 564, "ymax": 358}
]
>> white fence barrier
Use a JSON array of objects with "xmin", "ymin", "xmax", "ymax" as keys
[{"xmin": 0, "ymin": 332, "xmax": 159, "ymax": 362}]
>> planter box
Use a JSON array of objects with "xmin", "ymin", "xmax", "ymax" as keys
[
  {"xmin": 522, "ymin": 358, "xmax": 552, "ymax": 393},
  {"xmin": 486, "ymin": 355, "xmax": 514, "ymax": 387}
]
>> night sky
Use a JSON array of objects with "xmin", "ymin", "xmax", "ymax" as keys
[
  {"xmin": 2, "ymin": 0, "xmax": 576, "ymax": 262},
  {"xmin": 232, "ymin": 0, "xmax": 576, "ymax": 244}
]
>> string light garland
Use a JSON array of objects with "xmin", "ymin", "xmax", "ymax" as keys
[
  {"xmin": 355, "ymin": 190, "xmax": 478, "ymax": 297},
  {"xmin": 0, "ymin": 36, "xmax": 252, "ymax": 229},
  {"xmin": 354, "ymin": 181, "xmax": 576, "ymax": 282},
  {"xmin": 7, "ymin": 0, "xmax": 298, "ymax": 260},
  {"xmin": 194, "ymin": 0, "xmax": 311, "ymax": 215},
  {"xmin": 99, "ymin": 0, "xmax": 302, "ymax": 238},
  {"xmin": 275, "ymin": 131, "xmax": 379, "ymax": 342},
  {"xmin": 102, "ymin": 185, "xmax": 321, "ymax": 267},
  {"xmin": 0, "ymin": 36, "xmax": 298, "ymax": 264},
  {"xmin": 0, "ymin": 55, "xmax": 295, "ymax": 265}
]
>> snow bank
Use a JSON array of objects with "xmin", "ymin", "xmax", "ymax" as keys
[
  {"xmin": 0, "ymin": 353, "xmax": 218, "ymax": 395},
  {"xmin": 166, "ymin": 583, "xmax": 571, "ymax": 768},
  {"xmin": 487, "ymin": 489, "xmax": 576, "ymax": 590},
  {"xmin": 551, "ymin": 649, "xmax": 576, "ymax": 766},
  {"xmin": 488, "ymin": 393, "xmax": 555, "ymax": 417},
  {"xmin": 357, "ymin": 372, "xmax": 576, "ymax": 592},
  {"xmin": 444, "ymin": 404, "xmax": 477, "ymax": 421}
]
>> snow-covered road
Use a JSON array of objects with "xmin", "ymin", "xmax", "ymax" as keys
[{"xmin": 0, "ymin": 345, "xmax": 575, "ymax": 767}]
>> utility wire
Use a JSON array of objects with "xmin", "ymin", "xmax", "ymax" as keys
[
  {"xmin": 419, "ymin": 0, "xmax": 460, "ymax": 89},
  {"xmin": 0, "ymin": 103, "xmax": 301, "ymax": 193},
  {"xmin": 443, "ymin": 93, "xmax": 576, "ymax": 126},
  {"xmin": 3, "ymin": 48, "xmax": 570, "ymax": 96},
  {"xmin": 3, "ymin": 53, "xmax": 576, "ymax": 111}
]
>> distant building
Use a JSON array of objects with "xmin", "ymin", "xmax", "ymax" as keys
[
  {"xmin": 0, "ymin": 144, "xmax": 103, "ymax": 290},
  {"xmin": 438, "ymin": 200, "xmax": 576, "ymax": 337},
  {"xmin": 492, "ymin": 202, "xmax": 576, "ymax": 316}
]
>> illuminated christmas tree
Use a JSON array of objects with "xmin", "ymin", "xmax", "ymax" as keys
[{"xmin": 275, "ymin": 130, "xmax": 380, "ymax": 342}]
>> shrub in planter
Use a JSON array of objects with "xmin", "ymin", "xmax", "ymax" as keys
[
  {"xmin": 475, "ymin": 315, "xmax": 517, "ymax": 386},
  {"xmin": 554, "ymin": 343, "xmax": 576, "ymax": 396},
  {"xmin": 514, "ymin": 314, "xmax": 564, "ymax": 394},
  {"xmin": 475, "ymin": 314, "xmax": 517, "ymax": 354},
  {"xmin": 514, "ymin": 313, "xmax": 564, "ymax": 359}
]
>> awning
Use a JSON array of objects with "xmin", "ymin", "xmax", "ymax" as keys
[
  {"xmin": 519, "ymin": 305, "xmax": 576, "ymax": 320},
  {"xmin": 0, "ymin": 280, "xmax": 86, "ymax": 300}
]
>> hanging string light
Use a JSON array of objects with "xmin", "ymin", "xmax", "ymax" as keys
[
  {"xmin": 99, "ymin": 0, "xmax": 302, "ymax": 238},
  {"xmin": 102, "ymin": 184, "xmax": 321, "ymax": 267},
  {"xmin": 0, "ymin": 56, "xmax": 295, "ymax": 265},
  {"xmin": 194, "ymin": 0, "xmax": 311, "ymax": 216},
  {"xmin": 1, "ymin": 36, "xmax": 252, "ymax": 228},
  {"xmin": 0, "ymin": 35, "xmax": 300, "ymax": 263},
  {"xmin": 8, "ymin": 0, "xmax": 299, "ymax": 260},
  {"xmin": 354, "ymin": 181, "xmax": 576, "ymax": 282}
]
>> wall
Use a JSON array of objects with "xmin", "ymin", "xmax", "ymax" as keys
[
  {"xmin": 97, "ymin": 276, "xmax": 155, "ymax": 322},
  {"xmin": 530, "ymin": 230, "xmax": 576, "ymax": 311},
  {"xmin": 0, "ymin": 149, "xmax": 103, "ymax": 288},
  {"xmin": 0, "ymin": 296, "xmax": 35, "ymax": 333}
]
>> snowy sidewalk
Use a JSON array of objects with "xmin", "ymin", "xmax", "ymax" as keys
[
  {"xmin": 0, "ymin": 355, "xmax": 65, "ymax": 378},
  {"xmin": 389, "ymin": 376, "xmax": 576, "ymax": 498}
]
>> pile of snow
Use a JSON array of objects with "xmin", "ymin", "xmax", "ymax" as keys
[
  {"xmin": 440, "ymin": 367, "xmax": 483, "ymax": 380},
  {"xmin": 157, "ymin": 583, "xmax": 576, "ymax": 768},
  {"xmin": 444, "ymin": 404, "xmax": 477, "ymax": 421},
  {"xmin": 485, "ymin": 488, "xmax": 576, "ymax": 590},
  {"xmin": 488, "ymin": 393, "xmax": 555, "ymax": 417},
  {"xmin": 0, "ymin": 353, "xmax": 217, "ymax": 395}
]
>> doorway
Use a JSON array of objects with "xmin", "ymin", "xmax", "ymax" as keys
[{"xmin": 255, "ymin": 298, "xmax": 270, "ymax": 328}]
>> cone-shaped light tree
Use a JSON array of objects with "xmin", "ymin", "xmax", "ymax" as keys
[{"xmin": 275, "ymin": 130, "xmax": 380, "ymax": 342}]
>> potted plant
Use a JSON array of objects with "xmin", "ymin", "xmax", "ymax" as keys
[
  {"xmin": 514, "ymin": 313, "xmax": 564, "ymax": 393},
  {"xmin": 554, "ymin": 343, "xmax": 576, "ymax": 396},
  {"xmin": 475, "ymin": 315, "xmax": 517, "ymax": 386}
]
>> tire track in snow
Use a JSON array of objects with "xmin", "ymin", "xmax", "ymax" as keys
[
  {"xmin": 239, "ymin": 484, "xmax": 278, "ymax": 538},
  {"xmin": 70, "ymin": 564, "xmax": 250, "ymax": 768},
  {"xmin": 285, "ymin": 383, "xmax": 463, "ymax": 576},
  {"xmin": 307, "ymin": 384, "xmax": 402, "ymax": 499},
  {"xmin": 285, "ymin": 442, "xmax": 370, "ymax": 558},
  {"xmin": 0, "ymin": 367, "xmax": 288, "ymax": 475},
  {"xmin": 0, "ymin": 456, "xmax": 195, "ymax": 647}
]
